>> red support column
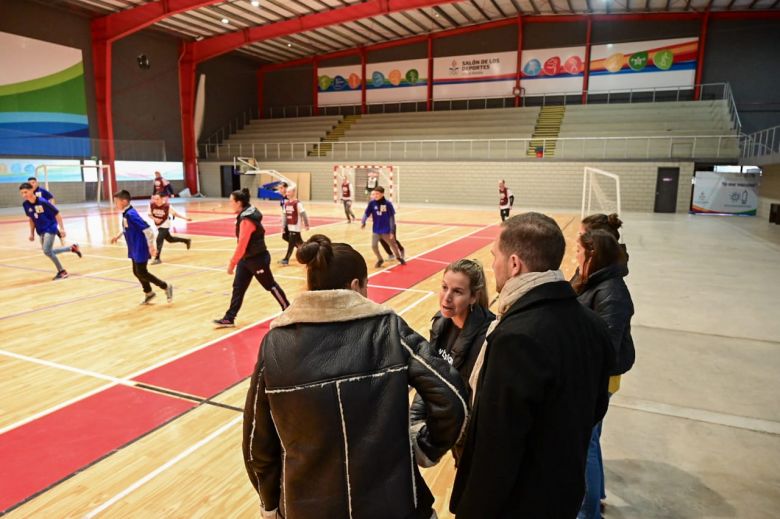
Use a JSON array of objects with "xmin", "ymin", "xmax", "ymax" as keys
[
  {"xmin": 581, "ymin": 17, "xmax": 593, "ymax": 105},
  {"xmin": 313, "ymin": 58, "xmax": 320, "ymax": 116},
  {"xmin": 257, "ymin": 67, "xmax": 265, "ymax": 119},
  {"xmin": 360, "ymin": 47, "xmax": 367, "ymax": 114},
  {"xmin": 515, "ymin": 15, "xmax": 523, "ymax": 107},
  {"xmin": 694, "ymin": 11, "xmax": 709, "ymax": 101},
  {"xmin": 178, "ymin": 43, "xmax": 198, "ymax": 194},
  {"xmin": 426, "ymin": 35, "xmax": 433, "ymax": 111},
  {"xmin": 90, "ymin": 36, "xmax": 117, "ymax": 200}
]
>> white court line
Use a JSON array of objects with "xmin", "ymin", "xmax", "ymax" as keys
[
  {"xmin": 84, "ymin": 416, "xmax": 242, "ymax": 519},
  {"xmin": 367, "ymin": 283, "xmax": 433, "ymax": 295},
  {"xmin": 0, "ymin": 349, "xmax": 128, "ymax": 387},
  {"xmin": 397, "ymin": 292, "xmax": 435, "ymax": 316},
  {"xmin": 611, "ymin": 395, "xmax": 780, "ymax": 435},
  {"xmin": 414, "ymin": 257, "xmax": 452, "ymax": 266}
]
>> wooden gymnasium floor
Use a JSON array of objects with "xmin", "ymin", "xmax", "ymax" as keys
[{"xmin": 0, "ymin": 198, "xmax": 579, "ymax": 518}]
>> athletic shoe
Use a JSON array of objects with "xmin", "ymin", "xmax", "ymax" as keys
[
  {"xmin": 374, "ymin": 259, "xmax": 384, "ymax": 268},
  {"xmin": 399, "ymin": 258, "xmax": 406, "ymax": 265},
  {"xmin": 151, "ymin": 258, "xmax": 162, "ymax": 265},
  {"xmin": 53, "ymin": 270, "xmax": 69, "ymax": 280},
  {"xmin": 71, "ymin": 244, "xmax": 82, "ymax": 258},
  {"xmin": 213, "ymin": 318, "xmax": 235, "ymax": 328},
  {"xmin": 166, "ymin": 284, "xmax": 174, "ymax": 303},
  {"xmin": 186, "ymin": 239, "xmax": 192, "ymax": 250},
  {"xmin": 279, "ymin": 259, "xmax": 289, "ymax": 265},
  {"xmin": 141, "ymin": 291, "xmax": 156, "ymax": 305},
  {"xmin": 387, "ymin": 254, "xmax": 395, "ymax": 260}
]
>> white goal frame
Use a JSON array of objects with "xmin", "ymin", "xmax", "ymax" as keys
[
  {"xmin": 333, "ymin": 164, "xmax": 399, "ymax": 206},
  {"xmin": 34, "ymin": 163, "xmax": 114, "ymax": 204},
  {"xmin": 581, "ymin": 166, "xmax": 621, "ymax": 220}
]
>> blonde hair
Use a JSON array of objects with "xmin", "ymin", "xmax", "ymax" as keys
[{"xmin": 445, "ymin": 259, "xmax": 489, "ymax": 309}]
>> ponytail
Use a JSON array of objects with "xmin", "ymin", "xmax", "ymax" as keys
[
  {"xmin": 231, "ymin": 188, "xmax": 251, "ymax": 208},
  {"xmin": 297, "ymin": 234, "xmax": 367, "ymax": 291}
]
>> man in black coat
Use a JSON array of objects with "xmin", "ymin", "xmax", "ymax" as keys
[{"xmin": 450, "ymin": 212, "xmax": 614, "ymax": 518}]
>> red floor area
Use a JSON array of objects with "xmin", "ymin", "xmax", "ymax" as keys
[{"xmin": 0, "ymin": 224, "xmax": 498, "ymax": 513}]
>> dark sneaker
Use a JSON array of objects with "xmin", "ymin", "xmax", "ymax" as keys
[
  {"xmin": 151, "ymin": 258, "xmax": 162, "ymax": 265},
  {"xmin": 166, "ymin": 284, "xmax": 173, "ymax": 303},
  {"xmin": 71, "ymin": 244, "xmax": 82, "ymax": 258},
  {"xmin": 141, "ymin": 291, "xmax": 156, "ymax": 305},
  {"xmin": 53, "ymin": 270, "xmax": 69, "ymax": 280},
  {"xmin": 185, "ymin": 239, "xmax": 192, "ymax": 250},
  {"xmin": 374, "ymin": 259, "xmax": 384, "ymax": 268},
  {"xmin": 213, "ymin": 318, "xmax": 235, "ymax": 328},
  {"xmin": 399, "ymin": 258, "xmax": 406, "ymax": 265},
  {"xmin": 278, "ymin": 259, "xmax": 289, "ymax": 265}
]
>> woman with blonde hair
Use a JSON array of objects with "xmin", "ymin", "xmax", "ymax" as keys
[{"xmin": 243, "ymin": 234, "xmax": 467, "ymax": 519}]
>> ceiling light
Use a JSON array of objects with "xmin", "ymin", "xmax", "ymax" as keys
[
  {"xmin": 251, "ymin": 0, "xmax": 260, "ymax": 6},
  {"xmin": 287, "ymin": 43, "xmax": 292, "ymax": 47},
  {"xmin": 221, "ymin": 17, "xmax": 230, "ymax": 24}
]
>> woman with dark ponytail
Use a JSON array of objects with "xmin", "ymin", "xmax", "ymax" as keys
[
  {"xmin": 213, "ymin": 188, "xmax": 289, "ymax": 328},
  {"xmin": 243, "ymin": 234, "xmax": 468, "ymax": 519},
  {"xmin": 571, "ymin": 213, "xmax": 627, "ymax": 287}
]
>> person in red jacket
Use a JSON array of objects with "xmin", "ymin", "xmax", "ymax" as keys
[{"xmin": 213, "ymin": 188, "xmax": 289, "ymax": 328}]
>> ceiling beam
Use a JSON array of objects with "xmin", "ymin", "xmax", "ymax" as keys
[{"xmin": 189, "ymin": 0, "xmax": 460, "ymax": 64}]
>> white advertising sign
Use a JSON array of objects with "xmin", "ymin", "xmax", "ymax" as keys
[
  {"xmin": 317, "ymin": 64, "xmax": 362, "ymax": 106},
  {"xmin": 520, "ymin": 46, "xmax": 586, "ymax": 95},
  {"xmin": 433, "ymin": 51, "xmax": 517, "ymax": 100},
  {"xmin": 691, "ymin": 171, "xmax": 759, "ymax": 216},
  {"xmin": 366, "ymin": 58, "xmax": 428, "ymax": 104}
]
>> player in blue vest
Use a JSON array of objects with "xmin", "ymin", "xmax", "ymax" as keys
[
  {"xmin": 110, "ymin": 190, "xmax": 173, "ymax": 305},
  {"xmin": 360, "ymin": 186, "xmax": 405, "ymax": 268},
  {"xmin": 19, "ymin": 182, "xmax": 82, "ymax": 280},
  {"xmin": 28, "ymin": 177, "xmax": 56, "ymax": 204}
]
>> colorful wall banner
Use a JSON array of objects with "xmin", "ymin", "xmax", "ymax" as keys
[
  {"xmin": 317, "ymin": 64, "xmax": 362, "ymax": 106},
  {"xmin": 366, "ymin": 58, "xmax": 428, "ymax": 104},
  {"xmin": 115, "ymin": 161, "xmax": 184, "ymax": 182},
  {"xmin": 0, "ymin": 158, "xmax": 82, "ymax": 183},
  {"xmin": 691, "ymin": 171, "xmax": 760, "ymax": 216},
  {"xmin": 589, "ymin": 37, "xmax": 698, "ymax": 92},
  {"xmin": 0, "ymin": 32, "xmax": 90, "ymax": 157},
  {"xmin": 520, "ymin": 46, "xmax": 586, "ymax": 96},
  {"xmin": 433, "ymin": 51, "xmax": 517, "ymax": 100}
]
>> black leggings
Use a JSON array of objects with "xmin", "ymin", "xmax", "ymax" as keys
[
  {"xmin": 224, "ymin": 252, "xmax": 289, "ymax": 320},
  {"xmin": 283, "ymin": 231, "xmax": 303, "ymax": 261},
  {"xmin": 379, "ymin": 226, "xmax": 404, "ymax": 258},
  {"xmin": 132, "ymin": 260, "xmax": 168, "ymax": 293},
  {"xmin": 155, "ymin": 228, "xmax": 189, "ymax": 258},
  {"xmin": 500, "ymin": 208, "xmax": 510, "ymax": 221}
]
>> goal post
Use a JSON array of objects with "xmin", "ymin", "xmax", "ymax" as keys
[
  {"xmin": 581, "ymin": 166, "xmax": 621, "ymax": 220},
  {"xmin": 34, "ymin": 163, "xmax": 114, "ymax": 205},
  {"xmin": 333, "ymin": 164, "xmax": 398, "ymax": 206}
]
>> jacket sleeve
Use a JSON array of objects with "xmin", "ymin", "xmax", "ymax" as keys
[
  {"xmin": 243, "ymin": 342, "xmax": 283, "ymax": 514},
  {"xmin": 452, "ymin": 328, "xmax": 554, "ymax": 517},
  {"xmin": 591, "ymin": 286, "xmax": 632, "ymax": 363},
  {"xmin": 397, "ymin": 316, "xmax": 467, "ymax": 467}
]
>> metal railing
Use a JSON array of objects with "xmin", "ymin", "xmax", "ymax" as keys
[
  {"xmin": 741, "ymin": 125, "xmax": 780, "ymax": 165},
  {"xmin": 0, "ymin": 130, "xmax": 167, "ymax": 161},
  {"xmin": 201, "ymin": 134, "xmax": 740, "ymax": 162}
]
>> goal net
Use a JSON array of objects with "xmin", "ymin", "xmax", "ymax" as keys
[
  {"xmin": 333, "ymin": 164, "xmax": 398, "ymax": 204},
  {"xmin": 34, "ymin": 163, "xmax": 114, "ymax": 204},
  {"xmin": 581, "ymin": 166, "xmax": 621, "ymax": 220}
]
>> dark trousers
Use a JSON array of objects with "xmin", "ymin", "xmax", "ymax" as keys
[
  {"xmin": 500, "ymin": 208, "xmax": 510, "ymax": 221},
  {"xmin": 155, "ymin": 227, "xmax": 189, "ymax": 258},
  {"xmin": 283, "ymin": 231, "xmax": 303, "ymax": 261},
  {"xmin": 132, "ymin": 260, "xmax": 168, "ymax": 293},
  {"xmin": 224, "ymin": 252, "xmax": 289, "ymax": 320},
  {"xmin": 379, "ymin": 226, "xmax": 404, "ymax": 258}
]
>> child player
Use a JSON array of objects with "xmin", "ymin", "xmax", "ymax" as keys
[
  {"xmin": 339, "ymin": 175, "xmax": 356, "ymax": 223},
  {"xmin": 498, "ymin": 179, "xmax": 515, "ymax": 221},
  {"xmin": 148, "ymin": 193, "xmax": 192, "ymax": 264},
  {"xmin": 361, "ymin": 186, "xmax": 405, "ymax": 268},
  {"xmin": 279, "ymin": 187, "xmax": 310, "ymax": 265},
  {"xmin": 19, "ymin": 182, "xmax": 81, "ymax": 280},
  {"xmin": 28, "ymin": 177, "xmax": 56, "ymax": 204},
  {"xmin": 110, "ymin": 190, "xmax": 173, "ymax": 304}
]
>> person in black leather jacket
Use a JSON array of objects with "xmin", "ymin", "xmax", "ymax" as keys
[
  {"xmin": 410, "ymin": 259, "xmax": 494, "ymax": 465},
  {"xmin": 243, "ymin": 234, "xmax": 467, "ymax": 519},
  {"xmin": 573, "ymin": 229, "xmax": 635, "ymax": 519}
]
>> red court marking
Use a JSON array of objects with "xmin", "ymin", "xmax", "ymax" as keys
[
  {"xmin": 0, "ymin": 385, "xmax": 196, "ymax": 513},
  {"xmin": 0, "ymin": 225, "xmax": 498, "ymax": 512}
]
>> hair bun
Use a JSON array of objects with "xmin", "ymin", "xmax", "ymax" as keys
[
  {"xmin": 607, "ymin": 213, "xmax": 623, "ymax": 230},
  {"xmin": 297, "ymin": 234, "xmax": 332, "ymax": 266}
]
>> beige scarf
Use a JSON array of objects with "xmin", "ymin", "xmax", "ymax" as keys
[{"xmin": 468, "ymin": 269, "xmax": 565, "ymax": 404}]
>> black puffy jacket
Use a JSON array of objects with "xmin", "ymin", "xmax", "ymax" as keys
[
  {"xmin": 243, "ymin": 289, "xmax": 468, "ymax": 519},
  {"xmin": 577, "ymin": 263, "xmax": 635, "ymax": 375}
]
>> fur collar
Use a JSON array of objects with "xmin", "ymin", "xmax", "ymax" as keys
[{"xmin": 270, "ymin": 289, "xmax": 393, "ymax": 329}]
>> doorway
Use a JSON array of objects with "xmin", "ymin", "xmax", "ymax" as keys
[
  {"xmin": 220, "ymin": 165, "xmax": 241, "ymax": 197},
  {"xmin": 654, "ymin": 167, "xmax": 680, "ymax": 213}
]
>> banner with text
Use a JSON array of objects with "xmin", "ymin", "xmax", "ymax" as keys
[
  {"xmin": 433, "ymin": 51, "xmax": 517, "ymax": 100},
  {"xmin": 589, "ymin": 37, "xmax": 698, "ymax": 92},
  {"xmin": 691, "ymin": 171, "xmax": 759, "ymax": 215},
  {"xmin": 366, "ymin": 58, "xmax": 428, "ymax": 104},
  {"xmin": 317, "ymin": 64, "xmax": 362, "ymax": 106},
  {"xmin": 520, "ymin": 46, "xmax": 586, "ymax": 96}
]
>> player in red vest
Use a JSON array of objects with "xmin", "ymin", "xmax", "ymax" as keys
[
  {"xmin": 279, "ymin": 187, "xmax": 310, "ymax": 265},
  {"xmin": 148, "ymin": 194, "xmax": 192, "ymax": 264},
  {"xmin": 152, "ymin": 171, "xmax": 174, "ymax": 197},
  {"xmin": 339, "ymin": 176, "xmax": 356, "ymax": 223},
  {"xmin": 499, "ymin": 179, "xmax": 515, "ymax": 221}
]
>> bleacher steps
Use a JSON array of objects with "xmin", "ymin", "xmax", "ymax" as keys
[
  {"xmin": 528, "ymin": 105, "xmax": 565, "ymax": 157},
  {"xmin": 308, "ymin": 115, "xmax": 362, "ymax": 157}
]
